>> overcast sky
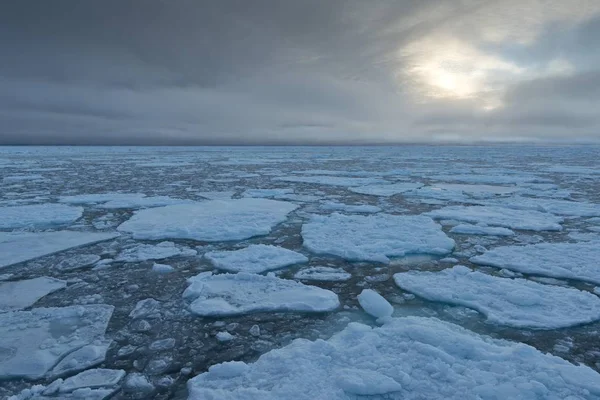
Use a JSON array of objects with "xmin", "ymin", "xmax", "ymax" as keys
[{"xmin": 1, "ymin": 0, "xmax": 600, "ymax": 145}]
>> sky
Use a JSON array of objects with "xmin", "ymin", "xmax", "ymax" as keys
[{"xmin": 1, "ymin": 0, "xmax": 600, "ymax": 145}]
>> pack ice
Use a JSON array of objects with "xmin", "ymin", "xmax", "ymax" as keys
[
  {"xmin": 117, "ymin": 198, "xmax": 298, "ymax": 241},
  {"xmin": 471, "ymin": 241, "xmax": 600, "ymax": 285},
  {"xmin": 0, "ymin": 305, "xmax": 114, "ymax": 380},
  {"xmin": 187, "ymin": 317, "xmax": 600, "ymax": 399},
  {"xmin": 0, "ymin": 204, "xmax": 83, "ymax": 229},
  {"xmin": 394, "ymin": 266, "xmax": 600, "ymax": 329},
  {"xmin": 204, "ymin": 245, "xmax": 308, "ymax": 274},
  {"xmin": 302, "ymin": 213, "xmax": 454, "ymax": 263},
  {"xmin": 60, "ymin": 192, "xmax": 194, "ymax": 209},
  {"xmin": 183, "ymin": 272, "xmax": 339, "ymax": 316},
  {"xmin": 0, "ymin": 231, "xmax": 119, "ymax": 270},
  {"xmin": 425, "ymin": 205, "xmax": 563, "ymax": 231}
]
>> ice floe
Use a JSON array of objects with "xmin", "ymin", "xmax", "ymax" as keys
[
  {"xmin": 188, "ymin": 316, "xmax": 600, "ymax": 399},
  {"xmin": 358, "ymin": 289, "xmax": 393, "ymax": 319},
  {"xmin": 196, "ymin": 191, "xmax": 235, "ymax": 200},
  {"xmin": 394, "ymin": 266, "xmax": 600, "ymax": 329},
  {"xmin": 0, "ymin": 231, "xmax": 119, "ymax": 270},
  {"xmin": 243, "ymin": 188, "xmax": 293, "ymax": 198},
  {"xmin": 116, "ymin": 241, "xmax": 197, "ymax": 262},
  {"xmin": 0, "ymin": 204, "xmax": 83, "ymax": 229},
  {"xmin": 302, "ymin": 213, "xmax": 454, "ymax": 263},
  {"xmin": 425, "ymin": 205, "xmax": 563, "ymax": 231},
  {"xmin": 449, "ymin": 224, "xmax": 515, "ymax": 236},
  {"xmin": 0, "ymin": 305, "xmax": 114, "ymax": 380},
  {"xmin": 118, "ymin": 199, "xmax": 297, "ymax": 241},
  {"xmin": 483, "ymin": 197, "xmax": 600, "ymax": 217},
  {"xmin": 0, "ymin": 277, "xmax": 67, "ymax": 312},
  {"xmin": 319, "ymin": 201, "xmax": 381, "ymax": 213},
  {"xmin": 183, "ymin": 272, "xmax": 339, "ymax": 316},
  {"xmin": 349, "ymin": 182, "xmax": 423, "ymax": 197},
  {"xmin": 471, "ymin": 241, "xmax": 600, "ymax": 284},
  {"xmin": 205, "ymin": 244, "xmax": 308, "ymax": 274},
  {"xmin": 294, "ymin": 266, "xmax": 352, "ymax": 282}
]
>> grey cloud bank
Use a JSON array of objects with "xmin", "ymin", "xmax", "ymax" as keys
[{"xmin": 1, "ymin": 0, "xmax": 599, "ymax": 145}]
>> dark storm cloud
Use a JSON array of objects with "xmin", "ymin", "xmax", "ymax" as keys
[{"xmin": 0, "ymin": 0, "xmax": 599, "ymax": 144}]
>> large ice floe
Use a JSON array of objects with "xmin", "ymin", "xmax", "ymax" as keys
[
  {"xmin": 204, "ymin": 244, "xmax": 308, "ymax": 274},
  {"xmin": 0, "ymin": 204, "xmax": 83, "ymax": 229},
  {"xmin": 187, "ymin": 316, "xmax": 600, "ymax": 399},
  {"xmin": 117, "ymin": 198, "xmax": 297, "ymax": 241},
  {"xmin": 0, "ymin": 231, "xmax": 119, "ymax": 269},
  {"xmin": 394, "ymin": 266, "xmax": 600, "ymax": 329},
  {"xmin": 348, "ymin": 182, "xmax": 423, "ymax": 197},
  {"xmin": 471, "ymin": 241, "xmax": 600, "ymax": 284},
  {"xmin": 0, "ymin": 305, "xmax": 114, "ymax": 380},
  {"xmin": 0, "ymin": 277, "xmax": 67, "ymax": 312},
  {"xmin": 301, "ymin": 213, "xmax": 454, "ymax": 263},
  {"xmin": 183, "ymin": 272, "xmax": 339, "ymax": 316},
  {"xmin": 425, "ymin": 205, "xmax": 563, "ymax": 231}
]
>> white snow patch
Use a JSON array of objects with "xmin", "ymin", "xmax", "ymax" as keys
[
  {"xmin": 205, "ymin": 245, "xmax": 308, "ymax": 274},
  {"xmin": 183, "ymin": 272, "xmax": 339, "ymax": 316},
  {"xmin": 0, "ymin": 277, "xmax": 67, "ymax": 312},
  {"xmin": 425, "ymin": 205, "xmax": 563, "ymax": 231},
  {"xmin": 302, "ymin": 213, "xmax": 454, "ymax": 263},
  {"xmin": 188, "ymin": 316, "xmax": 600, "ymax": 399},
  {"xmin": 117, "ymin": 199, "xmax": 297, "ymax": 241},
  {"xmin": 394, "ymin": 266, "xmax": 600, "ymax": 329},
  {"xmin": 471, "ymin": 241, "xmax": 600, "ymax": 284},
  {"xmin": 0, "ymin": 231, "xmax": 119, "ymax": 270}
]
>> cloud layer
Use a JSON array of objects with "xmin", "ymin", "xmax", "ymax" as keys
[{"xmin": 1, "ymin": 0, "xmax": 599, "ymax": 144}]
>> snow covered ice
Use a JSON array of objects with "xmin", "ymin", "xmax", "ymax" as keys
[
  {"xmin": 117, "ymin": 198, "xmax": 298, "ymax": 241},
  {"xmin": 204, "ymin": 244, "xmax": 308, "ymax": 273},
  {"xmin": 183, "ymin": 272, "xmax": 339, "ymax": 316},
  {"xmin": 394, "ymin": 265, "xmax": 600, "ymax": 329},
  {"xmin": 425, "ymin": 205, "xmax": 564, "ymax": 231},
  {"xmin": 471, "ymin": 241, "xmax": 600, "ymax": 284},
  {"xmin": 188, "ymin": 316, "xmax": 600, "ymax": 400},
  {"xmin": 302, "ymin": 213, "xmax": 455, "ymax": 263}
]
